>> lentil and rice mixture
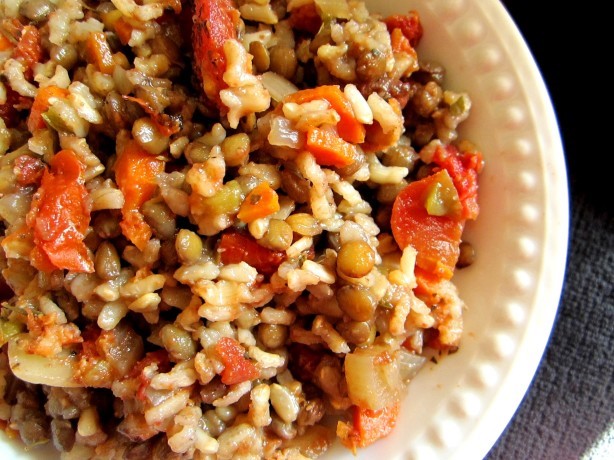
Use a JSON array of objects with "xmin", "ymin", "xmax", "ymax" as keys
[{"xmin": 0, "ymin": 0, "xmax": 484, "ymax": 458}]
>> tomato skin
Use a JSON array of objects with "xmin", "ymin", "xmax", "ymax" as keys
[
  {"xmin": 431, "ymin": 144, "xmax": 483, "ymax": 220},
  {"xmin": 27, "ymin": 150, "xmax": 94, "ymax": 273},
  {"xmin": 288, "ymin": 3, "xmax": 322, "ymax": 35},
  {"xmin": 114, "ymin": 140, "xmax": 165, "ymax": 251},
  {"xmin": 214, "ymin": 337, "xmax": 259, "ymax": 385},
  {"xmin": 391, "ymin": 170, "xmax": 465, "ymax": 280},
  {"xmin": 12, "ymin": 25, "xmax": 43, "ymax": 74},
  {"xmin": 192, "ymin": 0, "xmax": 240, "ymax": 110},
  {"xmin": 218, "ymin": 229, "xmax": 286, "ymax": 275},
  {"xmin": 384, "ymin": 11, "xmax": 423, "ymax": 47}
]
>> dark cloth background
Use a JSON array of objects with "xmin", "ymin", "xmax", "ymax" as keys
[{"xmin": 486, "ymin": 3, "xmax": 613, "ymax": 460}]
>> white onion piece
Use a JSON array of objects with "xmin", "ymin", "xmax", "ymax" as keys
[
  {"xmin": 267, "ymin": 116, "xmax": 302, "ymax": 149},
  {"xmin": 261, "ymin": 71, "xmax": 298, "ymax": 102},
  {"xmin": 397, "ymin": 347, "xmax": 427, "ymax": 381},
  {"xmin": 8, "ymin": 334, "xmax": 82, "ymax": 387},
  {"xmin": 344, "ymin": 345, "xmax": 401, "ymax": 411}
]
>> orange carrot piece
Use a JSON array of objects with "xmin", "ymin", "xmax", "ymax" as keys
[
  {"xmin": 305, "ymin": 126, "xmax": 357, "ymax": 168},
  {"xmin": 27, "ymin": 85, "xmax": 70, "ymax": 133},
  {"xmin": 112, "ymin": 16, "xmax": 134, "ymax": 45},
  {"xmin": 338, "ymin": 402, "xmax": 400, "ymax": 451},
  {"xmin": 0, "ymin": 32, "xmax": 12, "ymax": 52},
  {"xmin": 114, "ymin": 140, "xmax": 165, "ymax": 251},
  {"xmin": 284, "ymin": 85, "xmax": 366, "ymax": 144},
  {"xmin": 391, "ymin": 169, "xmax": 465, "ymax": 280},
  {"xmin": 84, "ymin": 32, "xmax": 115, "ymax": 75},
  {"xmin": 237, "ymin": 182, "xmax": 280, "ymax": 223}
]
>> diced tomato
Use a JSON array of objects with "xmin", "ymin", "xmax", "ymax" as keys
[
  {"xmin": 338, "ymin": 402, "xmax": 400, "ymax": 451},
  {"xmin": 288, "ymin": 3, "xmax": 322, "ymax": 35},
  {"xmin": 390, "ymin": 27, "xmax": 414, "ymax": 55},
  {"xmin": 287, "ymin": 343, "xmax": 324, "ymax": 382},
  {"xmin": 114, "ymin": 140, "xmax": 165, "ymax": 251},
  {"xmin": 391, "ymin": 170, "xmax": 465, "ymax": 280},
  {"xmin": 12, "ymin": 25, "xmax": 42, "ymax": 74},
  {"xmin": 284, "ymin": 86, "xmax": 366, "ymax": 144},
  {"xmin": 218, "ymin": 229, "xmax": 286, "ymax": 275},
  {"xmin": 384, "ymin": 11, "xmax": 423, "ymax": 47},
  {"xmin": 214, "ymin": 336, "xmax": 259, "ymax": 385},
  {"xmin": 26, "ymin": 150, "xmax": 94, "ymax": 273},
  {"xmin": 431, "ymin": 144, "xmax": 484, "ymax": 220},
  {"xmin": 192, "ymin": 0, "xmax": 240, "ymax": 110}
]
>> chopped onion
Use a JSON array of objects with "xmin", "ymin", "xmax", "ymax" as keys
[
  {"xmin": 397, "ymin": 347, "xmax": 427, "ymax": 382},
  {"xmin": 8, "ymin": 334, "xmax": 82, "ymax": 387},
  {"xmin": 268, "ymin": 116, "xmax": 303, "ymax": 149},
  {"xmin": 261, "ymin": 71, "xmax": 298, "ymax": 103},
  {"xmin": 344, "ymin": 344, "xmax": 402, "ymax": 411}
]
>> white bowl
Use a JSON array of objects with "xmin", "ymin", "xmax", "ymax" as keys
[{"xmin": 0, "ymin": 1, "xmax": 568, "ymax": 459}]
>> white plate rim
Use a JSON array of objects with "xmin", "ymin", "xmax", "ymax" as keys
[{"xmin": 0, "ymin": 1, "xmax": 569, "ymax": 459}]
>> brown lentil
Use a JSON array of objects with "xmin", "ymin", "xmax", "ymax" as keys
[
  {"xmin": 132, "ymin": 117, "xmax": 170, "ymax": 156},
  {"xmin": 285, "ymin": 213, "xmax": 322, "ymax": 237},
  {"xmin": 221, "ymin": 133, "xmax": 250, "ymax": 167},
  {"xmin": 258, "ymin": 323, "xmax": 289, "ymax": 349},
  {"xmin": 336, "ymin": 320, "xmax": 374, "ymax": 346},
  {"xmin": 269, "ymin": 46, "xmax": 298, "ymax": 80},
  {"xmin": 259, "ymin": 219, "xmax": 294, "ymax": 251},
  {"xmin": 159, "ymin": 324, "xmax": 197, "ymax": 362},
  {"xmin": 142, "ymin": 199, "xmax": 177, "ymax": 240},
  {"xmin": 336, "ymin": 285, "xmax": 377, "ymax": 322},
  {"xmin": 250, "ymin": 41, "xmax": 270, "ymax": 73},
  {"xmin": 456, "ymin": 241, "xmax": 476, "ymax": 268},
  {"xmin": 336, "ymin": 240, "xmax": 375, "ymax": 278},
  {"xmin": 94, "ymin": 241, "xmax": 121, "ymax": 280},
  {"xmin": 175, "ymin": 229, "xmax": 203, "ymax": 265}
]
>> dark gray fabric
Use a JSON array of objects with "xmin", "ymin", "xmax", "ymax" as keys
[{"xmin": 486, "ymin": 4, "xmax": 613, "ymax": 460}]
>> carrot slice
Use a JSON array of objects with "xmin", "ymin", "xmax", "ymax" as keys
[
  {"xmin": 27, "ymin": 86, "xmax": 70, "ymax": 133},
  {"xmin": 284, "ymin": 85, "xmax": 366, "ymax": 144},
  {"xmin": 305, "ymin": 126, "xmax": 357, "ymax": 168},
  {"xmin": 237, "ymin": 182, "xmax": 280, "ymax": 223},
  {"xmin": 391, "ymin": 170, "xmax": 465, "ymax": 280},
  {"xmin": 84, "ymin": 32, "xmax": 115, "ymax": 75},
  {"xmin": 114, "ymin": 140, "xmax": 165, "ymax": 251}
]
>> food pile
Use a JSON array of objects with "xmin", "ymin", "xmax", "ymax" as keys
[{"xmin": 0, "ymin": 0, "xmax": 483, "ymax": 458}]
